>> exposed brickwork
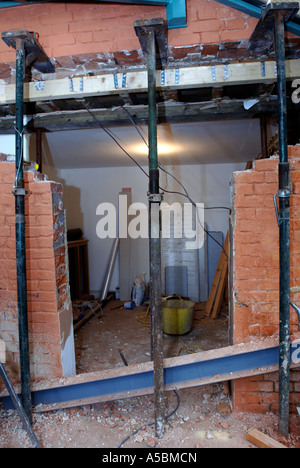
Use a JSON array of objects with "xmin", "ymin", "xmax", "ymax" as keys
[
  {"xmin": 0, "ymin": 156, "xmax": 73, "ymax": 389},
  {"xmin": 0, "ymin": 1, "xmax": 299, "ymax": 84},
  {"xmin": 231, "ymin": 145, "xmax": 300, "ymax": 415}
]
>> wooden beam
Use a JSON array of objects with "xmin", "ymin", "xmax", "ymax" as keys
[
  {"xmin": 205, "ymin": 233, "xmax": 229, "ymax": 318},
  {"xmin": 0, "ymin": 98, "xmax": 279, "ymax": 133},
  {"xmin": 246, "ymin": 427, "xmax": 288, "ymax": 448},
  {"xmin": 0, "ymin": 59, "xmax": 299, "ymax": 105}
]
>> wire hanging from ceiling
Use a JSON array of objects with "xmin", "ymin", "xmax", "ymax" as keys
[{"xmin": 83, "ymin": 101, "xmax": 230, "ymax": 256}]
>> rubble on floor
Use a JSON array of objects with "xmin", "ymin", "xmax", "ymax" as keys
[
  {"xmin": 0, "ymin": 384, "xmax": 299, "ymax": 448},
  {"xmin": 0, "ymin": 300, "xmax": 299, "ymax": 448}
]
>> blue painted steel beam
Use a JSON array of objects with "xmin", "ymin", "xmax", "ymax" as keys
[
  {"xmin": 216, "ymin": 0, "xmax": 300, "ymax": 36},
  {"xmin": 216, "ymin": 0, "xmax": 262, "ymax": 18},
  {"xmin": 0, "ymin": 0, "xmax": 187, "ymax": 29},
  {"xmin": 2, "ymin": 343, "xmax": 299, "ymax": 411},
  {"xmin": 166, "ymin": 0, "xmax": 187, "ymax": 28},
  {"xmin": 0, "ymin": 1, "xmax": 24, "ymax": 6}
]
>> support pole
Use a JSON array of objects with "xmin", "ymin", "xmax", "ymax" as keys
[
  {"xmin": 274, "ymin": 10, "xmax": 291, "ymax": 437},
  {"xmin": 14, "ymin": 38, "xmax": 32, "ymax": 424},
  {"xmin": 0, "ymin": 362, "xmax": 40, "ymax": 448},
  {"xmin": 147, "ymin": 27, "xmax": 165, "ymax": 440},
  {"xmin": 248, "ymin": 2, "xmax": 299, "ymax": 437},
  {"xmin": 134, "ymin": 18, "xmax": 168, "ymax": 439},
  {"xmin": 1, "ymin": 29, "xmax": 54, "ymax": 425}
]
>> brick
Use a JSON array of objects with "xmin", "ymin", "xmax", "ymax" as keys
[
  {"xmin": 261, "ymin": 325, "xmax": 278, "ymax": 336},
  {"xmin": 69, "ymin": 20, "xmax": 104, "ymax": 33},
  {"xmin": 217, "ymin": 5, "xmax": 237, "ymax": 20},
  {"xmin": 265, "ymin": 171, "xmax": 277, "ymax": 183},
  {"xmin": 40, "ymin": 9, "xmax": 73, "ymax": 26},
  {"xmin": 0, "ymin": 62, "xmax": 12, "ymax": 80},
  {"xmin": 293, "ymin": 181, "xmax": 300, "ymax": 193},
  {"xmin": 38, "ymin": 22, "xmax": 69, "ymax": 37},
  {"xmin": 234, "ymin": 194, "xmax": 266, "ymax": 209},
  {"xmin": 255, "ymin": 207, "xmax": 278, "ymax": 223},
  {"xmin": 194, "ymin": 3, "xmax": 218, "ymax": 21},
  {"xmin": 0, "ymin": 157, "xmax": 71, "ymax": 383},
  {"xmin": 234, "ymin": 183, "xmax": 254, "ymax": 197},
  {"xmin": 190, "ymin": 19, "xmax": 221, "ymax": 34},
  {"xmin": 200, "ymin": 31, "xmax": 220, "ymax": 44},
  {"xmin": 27, "ymin": 226, "xmax": 53, "ymax": 239},
  {"xmin": 291, "ymin": 370, "xmax": 300, "ymax": 382},
  {"xmin": 254, "ymin": 158, "xmax": 278, "ymax": 172},
  {"xmin": 258, "ymin": 279, "xmax": 279, "ymax": 291},
  {"xmin": 289, "ymin": 144, "xmax": 300, "ymax": 157},
  {"xmin": 234, "ymin": 220, "xmax": 258, "ymax": 235},
  {"xmin": 234, "ymin": 278, "xmax": 259, "ymax": 292},
  {"xmin": 220, "ymin": 29, "xmax": 251, "ymax": 42},
  {"xmin": 234, "ymin": 169, "xmax": 265, "ymax": 185},
  {"xmin": 230, "ymin": 150, "xmax": 300, "ymax": 362},
  {"xmin": 267, "ymin": 290, "xmax": 279, "ymax": 302},
  {"xmin": 226, "ymin": 17, "xmax": 247, "ymax": 30},
  {"xmin": 254, "ymin": 183, "xmax": 277, "ymax": 196},
  {"xmin": 237, "ymin": 266, "xmax": 266, "ymax": 280},
  {"xmin": 240, "ymin": 403, "xmax": 271, "ymax": 413},
  {"xmin": 248, "ymin": 324, "xmax": 260, "ymax": 335}
]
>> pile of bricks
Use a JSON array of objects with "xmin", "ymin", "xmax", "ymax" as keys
[
  {"xmin": 231, "ymin": 145, "xmax": 300, "ymax": 415},
  {"xmin": 0, "ymin": 155, "xmax": 73, "ymax": 389}
]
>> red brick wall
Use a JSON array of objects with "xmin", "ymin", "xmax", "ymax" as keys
[
  {"xmin": 231, "ymin": 145, "xmax": 300, "ymax": 416},
  {"xmin": 0, "ymin": 155, "xmax": 73, "ymax": 388},
  {"xmin": 0, "ymin": 0, "xmax": 257, "ymax": 63}
]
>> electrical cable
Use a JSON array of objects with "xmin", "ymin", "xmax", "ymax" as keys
[
  {"xmin": 120, "ymin": 106, "xmax": 230, "ymax": 256},
  {"xmin": 120, "ymin": 105, "xmax": 231, "ymax": 211},
  {"xmin": 84, "ymin": 102, "xmax": 229, "ymax": 257},
  {"xmin": 118, "ymin": 389, "xmax": 180, "ymax": 448},
  {"xmin": 84, "ymin": 103, "xmax": 149, "ymax": 179},
  {"xmin": 13, "ymin": 127, "xmax": 24, "ymax": 188},
  {"xmin": 121, "ymin": 105, "xmax": 148, "ymax": 147}
]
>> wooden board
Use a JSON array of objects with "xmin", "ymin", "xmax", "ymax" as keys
[
  {"xmin": 0, "ymin": 98, "xmax": 279, "ymax": 134},
  {"xmin": 205, "ymin": 232, "xmax": 229, "ymax": 318},
  {"xmin": 0, "ymin": 59, "xmax": 299, "ymax": 105},
  {"xmin": 0, "ymin": 339, "xmax": 5, "ymax": 363},
  {"xmin": 211, "ymin": 261, "xmax": 228, "ymax": 319},
  {"xmin": 246, "ymin": 427, "xmax": 288, "ymax": 449}
]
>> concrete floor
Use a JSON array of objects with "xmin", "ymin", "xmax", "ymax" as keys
[{"xmin": 74, "ymin": 299, "xmax": 229, "ymax": 374}]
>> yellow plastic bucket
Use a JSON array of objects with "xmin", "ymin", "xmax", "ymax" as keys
[{"xmin": 162, "ymin": 299, "xmax": 195, "ymax": 335}]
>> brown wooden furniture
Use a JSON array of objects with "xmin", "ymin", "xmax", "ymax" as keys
[{"xmin": 68, "ymin": 238, "xmax": 90, "ymax": 300}]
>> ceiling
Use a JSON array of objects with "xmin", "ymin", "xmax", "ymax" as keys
[{"xmin": 38, "ymin": 119, "xmax": 263, "ymax": 169}]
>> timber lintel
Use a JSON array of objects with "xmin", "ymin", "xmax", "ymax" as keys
[
  {"xmin": 0, "ymin": 59, "xmax": 299, "ymax": 106},
  {"xmin": 0, "ymin": 98, "xmax": 280, "ymax": 133}
]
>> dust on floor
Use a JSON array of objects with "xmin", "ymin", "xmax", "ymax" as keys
[
  {"xmin": 74, "ymin": 300, "xmax": 229, "ymax": 373},
  {"xmin": 0, "ymin": 300, "xmax": 299, "ymax": 448},
  {"xmin": 0, "ymin": 385, "xmax": 299, "ymax": 448}
]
